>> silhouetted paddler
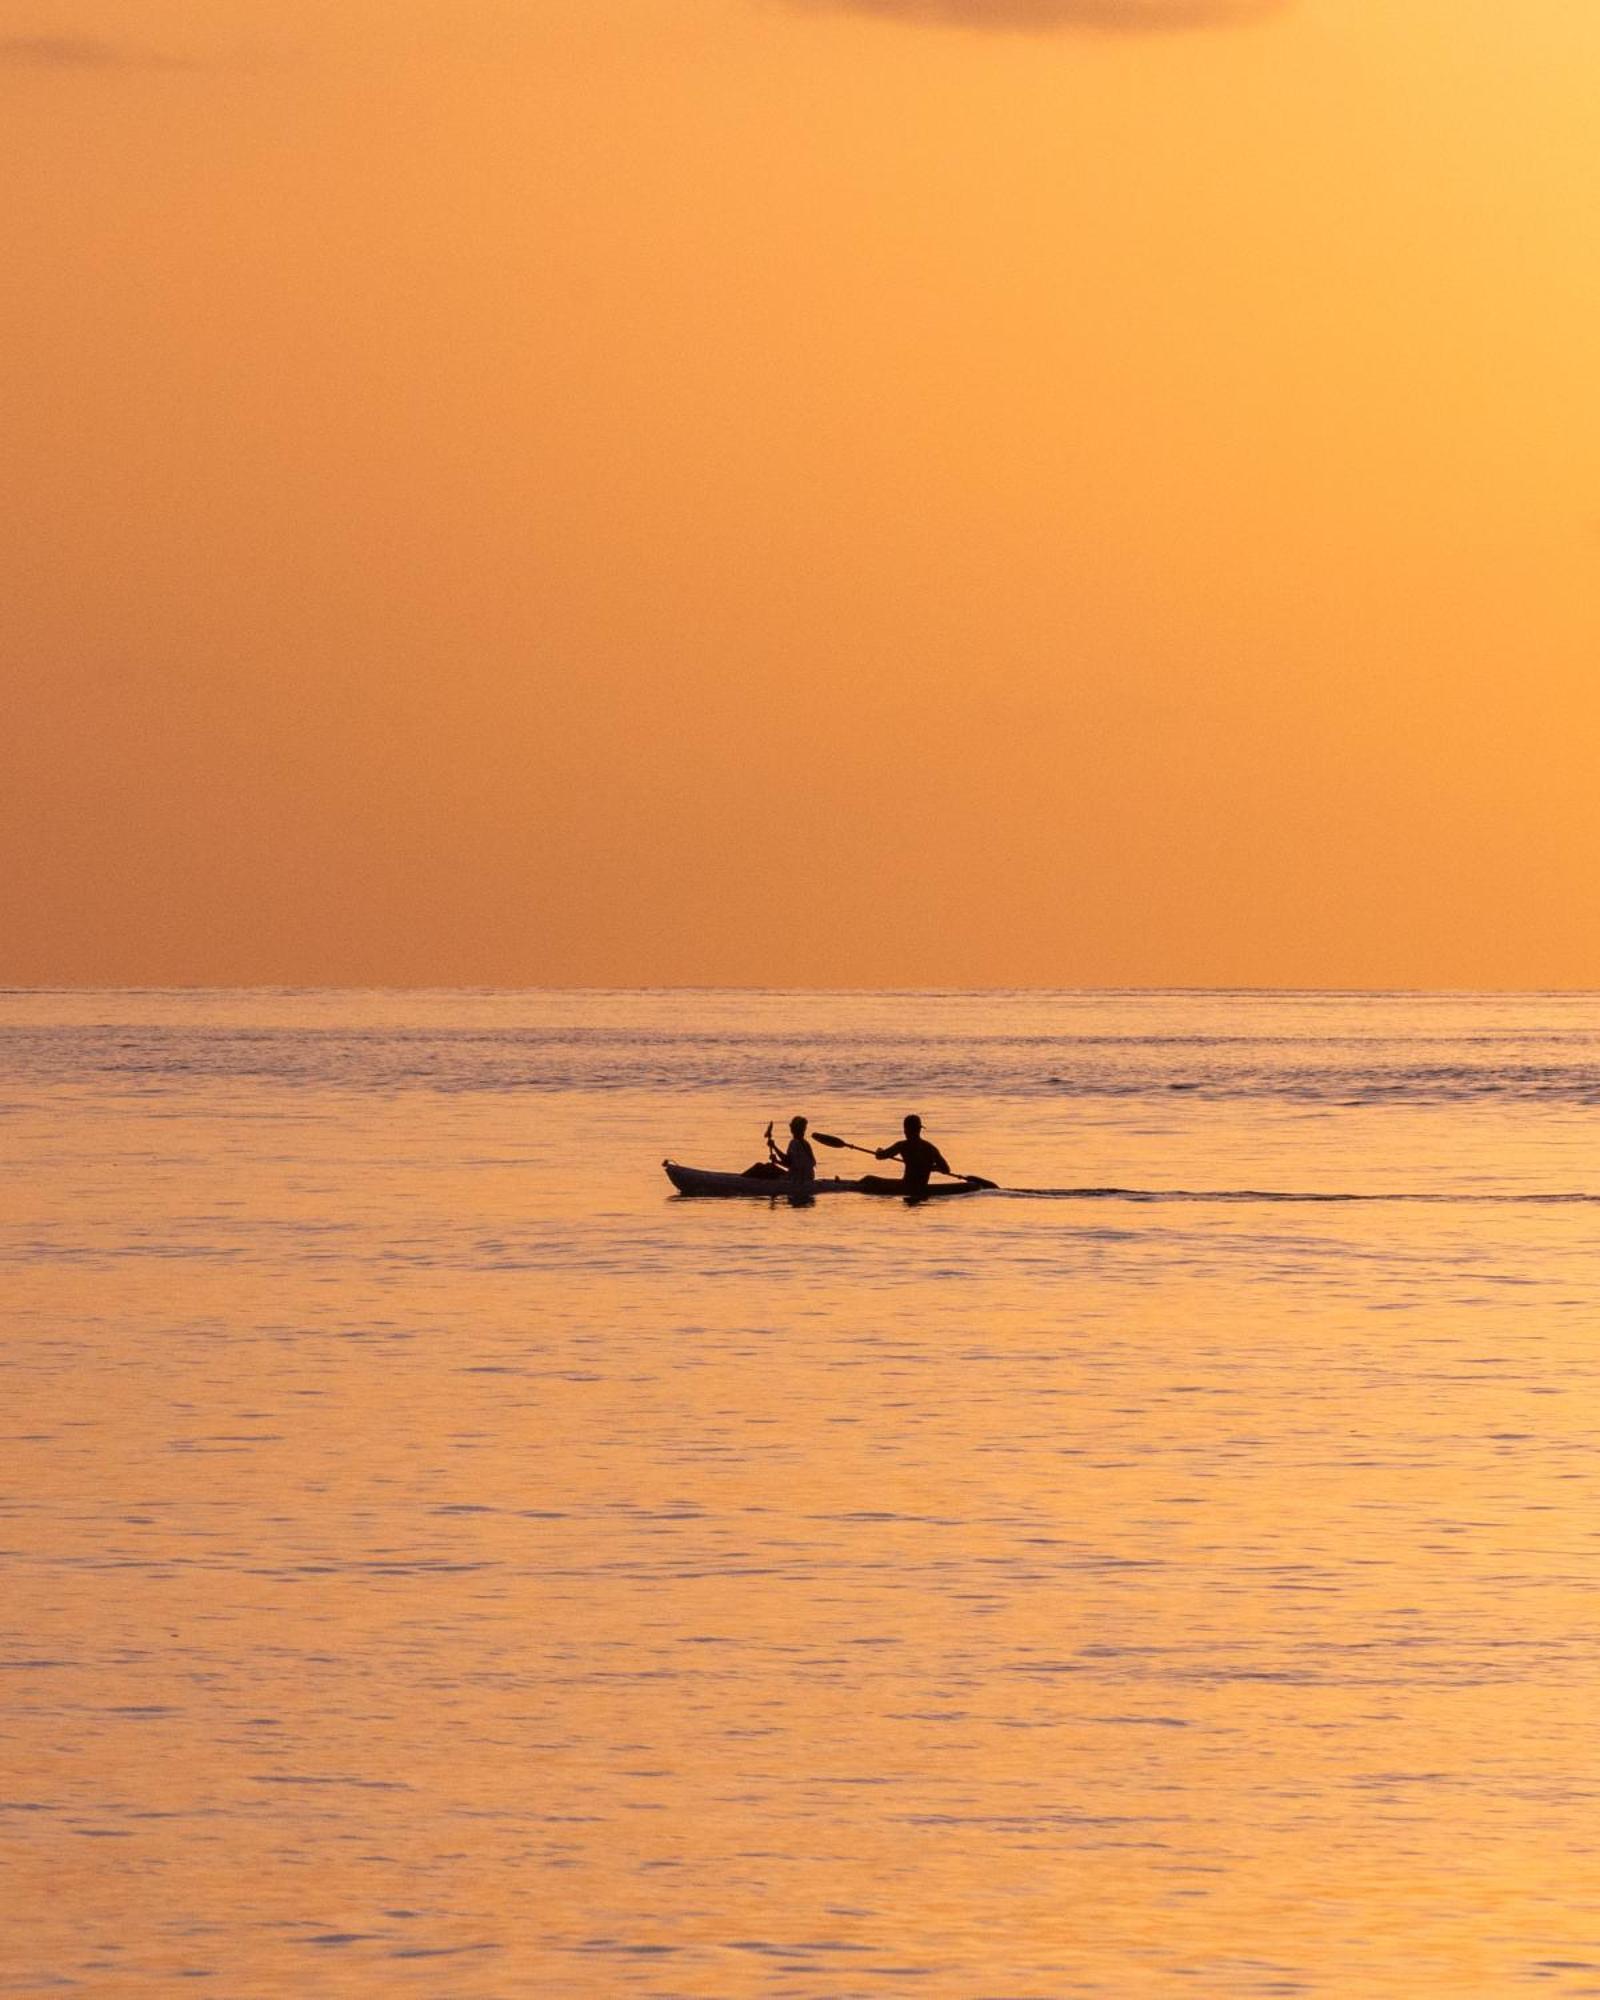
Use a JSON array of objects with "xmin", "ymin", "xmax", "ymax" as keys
[
  {"xmin": 874, "ymin": 1114, "xmax": 950, "ymax": 1196},
  {"xmin": 768, "ymin": 1115, "xmax": 816, "ymax": 1188}
]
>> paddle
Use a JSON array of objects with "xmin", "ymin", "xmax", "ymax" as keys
[
  {"xmin": 814, "ymin": 1132, "xmax": 996, "ymax": 1192},
  {"xmin": 813, "ymin": 1131, "xmax": 875, "ymax": 1157}
]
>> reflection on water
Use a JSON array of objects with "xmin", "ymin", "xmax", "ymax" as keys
[{"xmin": 3, "ymin": 992, "xmax": 1599, "ymax": 1995}]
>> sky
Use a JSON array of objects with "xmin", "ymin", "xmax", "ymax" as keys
[{"xmin": 4, "ymin": 0, "xmax": 1599, "ymax": 986}]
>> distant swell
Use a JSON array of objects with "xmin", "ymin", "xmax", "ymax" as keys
[{"xmin": 5, "ymin": 1023, "xmax": 1600, "ymax": 1106}]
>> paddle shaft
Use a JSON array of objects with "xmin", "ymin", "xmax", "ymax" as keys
[{"xmin": 814, "ymin": 1131, "xmax": 993, "ymax": 1189}]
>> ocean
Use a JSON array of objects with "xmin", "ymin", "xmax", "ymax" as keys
[{"xmin": 4, "ymin": 989, "xmax": 1598, "ymax": 1996}]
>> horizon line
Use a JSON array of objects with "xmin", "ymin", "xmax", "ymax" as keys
[{"xmin": 5, "ymin": 983, "xmax": 1600, "ymax": 999}]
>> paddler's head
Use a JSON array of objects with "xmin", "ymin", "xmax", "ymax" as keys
[
  {"xmin": 790, "ymin": 1115, "xmax": 808, "ymax": 1136},
  {"xmin": 904, "ymin": 1114, "xmax": 922, "ymax": 1137}
]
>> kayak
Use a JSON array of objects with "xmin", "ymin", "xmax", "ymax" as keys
[{"xmin": 664, "ymin": 1161, "xmax": 988, "ymax": 1199}]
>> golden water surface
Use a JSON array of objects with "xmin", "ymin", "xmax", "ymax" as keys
[{"xmin": 4, "ymin": 991, "xmax": 1598, "ymax": 1995}]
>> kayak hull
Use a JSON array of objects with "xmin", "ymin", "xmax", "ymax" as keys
[{"xmin": 664, "ymin": 1161, "xmax": 984, "ymax": 1200}]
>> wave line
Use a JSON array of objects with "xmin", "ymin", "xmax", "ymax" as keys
[{"xmin": 999, "ymin": 1187, "xmax": 1600, "ymax": 1205}]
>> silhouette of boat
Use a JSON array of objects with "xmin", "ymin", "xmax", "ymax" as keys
[{"xmin": 663, "ymin": 1161, "xmax": 988, "ymax": 1199}]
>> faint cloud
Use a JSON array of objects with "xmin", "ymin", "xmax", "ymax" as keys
[
  {"xmin": 790, "ymin": 0, "xmax": 1287, "ymax": 30},
  {"xmin": 0, "ymin": 34, "xmax": 192, "ymax": 70}
]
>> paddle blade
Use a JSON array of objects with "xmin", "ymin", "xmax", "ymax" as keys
[
  {"xmin": 813, "ymin": 1132, "xmax": 851, "ymax": 1149},
  {"xmin": 961, "ymin": 1175, "xmax": 998, "ymax": 1191}
]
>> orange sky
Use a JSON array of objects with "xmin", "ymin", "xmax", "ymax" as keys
[{"xmin": 4, "ymin": 0, "xmax": 1599, "ymax": 985}]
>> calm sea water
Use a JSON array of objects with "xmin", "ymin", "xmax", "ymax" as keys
[{"xmin": 4, "ymin": 990, "xmax": 1599, "ymax": 1997}]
